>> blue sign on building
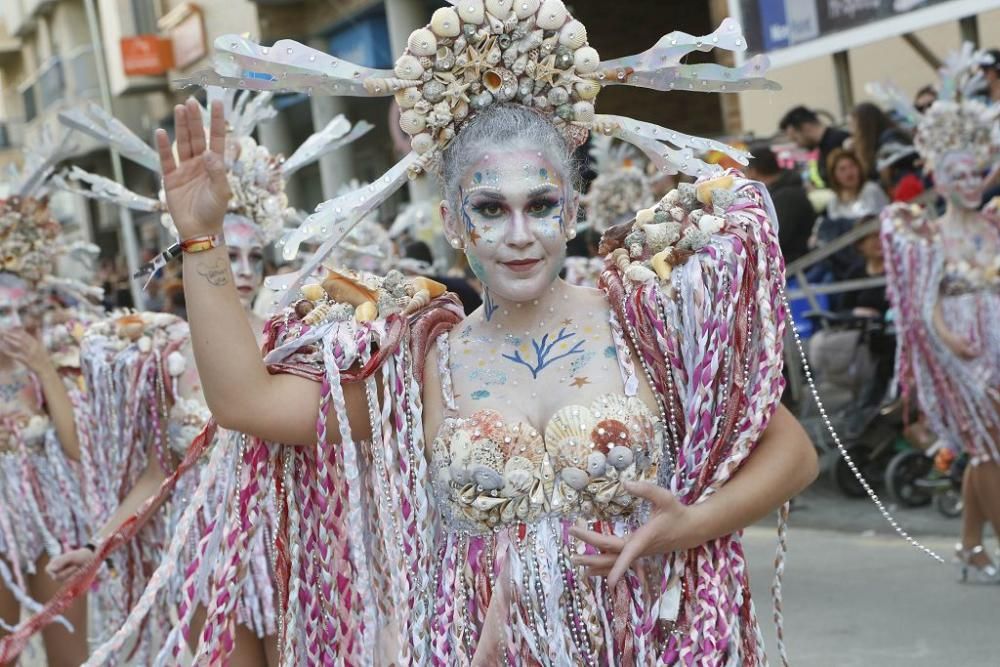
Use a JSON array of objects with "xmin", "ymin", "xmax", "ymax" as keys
[{"xmin": 327, "ymin": 7, "xmax": 393, "ymax": 69}]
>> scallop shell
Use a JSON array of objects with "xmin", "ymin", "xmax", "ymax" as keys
[
  {"xmin": 573, "ymin": 46, "xmax": 600, "ymax": 74},
  {"xmin": 430, "ymin": 7, "xmax": 462, "ymax": 38},
  {"xmin": 395, "ymin": 87, "xmax": 422, "ymax": 109},
  {"xmin": 300, "ymin": 283, "xmax": 326, "ymax": 302},
  {"xmin": 486, "ymin": 0, "xmax": 514, "ymax": 19},
  {"xmin": 574, "ymin": 79, "xmax": 601, "ymax": 100},
  {"xmin": 399, "ymin": 109, "xmax": 427, "ymax": 136},
  {"xmin": 457, "ymin": 0, "xmax": 485, "ymax": 24},
  {"xmin": 394, "ymin": 54, "xmax": 424, "ymax": 80},
  {"xmin": 408, "ymin": 28, "xmax": 437, "ymax": 57},
  {"xmin": 514, "ymin": 0, "xmax": 540, "ymax": 19},
  {"xmin": 546, "ymin": 405, "xmax": 598, "ymax": 471},
  {"xmin": 167, "ymin": 351, "xmax": 186, "ymax": 377},
  {"xmin": 536, "ymin": 0, "xmax": 567, "ymax": 30},
  {"xmin": 411, "ymin": 133, "xmax": 435, "ymax": 154},
  {"xmin": 572, "ymin": 100, "xmax": 594, "ymax": 123},
  {"xmin": 558, "ymin": 20, "xmax": 587, "ymax": 49}
]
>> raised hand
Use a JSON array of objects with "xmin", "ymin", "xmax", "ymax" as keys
[
  {"xmin": 569, "ymin": 480, "xmax": 700, "ymax": 589},
  {"xmin": 156, "ymin": 98, "xmax": 231, "ymax": 239},
  {"xmin": 0, "ymin": 328, "xmax": 52, "ymax": 375}
]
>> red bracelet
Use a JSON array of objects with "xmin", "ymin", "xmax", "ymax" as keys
[{"xmin": 180, "ymin": 234, "xmax": 221, "ymax": 254}]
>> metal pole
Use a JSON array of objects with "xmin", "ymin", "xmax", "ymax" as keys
[
  {"xmin": 831, "ymin": 50, "xmax": 854, "ymax": 121},
  {"xmin": 82, "ymin": 0, "xmax": 145, "ymax": 309}
]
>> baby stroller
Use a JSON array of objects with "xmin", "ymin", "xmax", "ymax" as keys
[{"xmin": 797, "ymin": 310, "xmax": 902, "ymax": 497}]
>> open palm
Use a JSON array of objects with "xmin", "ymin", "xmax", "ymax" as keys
[{"xmin": 156, "ymin": 98, "xmax": 231, "ymax": 239}]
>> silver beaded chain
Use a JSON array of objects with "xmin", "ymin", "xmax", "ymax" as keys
[{"xmin": 781, "ymin": 291, "xmax": 944, "ymax": 563}]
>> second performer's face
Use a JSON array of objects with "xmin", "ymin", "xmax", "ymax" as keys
[
  {"xmin": 0, "ymin": 275, "xmax": 41, "ymax": 334},
  {"xmin": 935, "ymin": 150, "xmax": 991, "ymax": 210},
  {"xmin": 444, "ymin": 149, "xmax": 575, "ymax": 303},
  {"xmin": 224, "ymin": 218, "xmax": 265, "ymax": 308}
]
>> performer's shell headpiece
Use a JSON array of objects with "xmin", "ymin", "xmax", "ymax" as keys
[
  {"xmin": 179, "ymin": 0, "xmax": 778, "ymax": 303},
  {"xmin": 55, "ymin": 90, "xmax": 371, "ymax": 246},
  {"xmin": 582, "ymin": 134, "xmax": 654, "ymax": 233},
  {"xmin": 867, "ymin": 42, "xmax": 1000, "ymax": 174}
]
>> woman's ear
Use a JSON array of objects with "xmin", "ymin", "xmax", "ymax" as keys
[{"xmin": 440, "ymin": 198, "xmax": 465, "ymax": 250}]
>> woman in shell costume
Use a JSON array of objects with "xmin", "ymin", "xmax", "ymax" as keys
[
  {"xmin": 132, "ymin": 3, "xmax": 826, "ymax": 664},
  {"xmin": 876, "ymin": 45, "xmax": 1000, "ymax": 583},
  {"xmin": 0, "ymin": 130, "xmax": 102, "ymax": 665},
  {"xmin": 0, "ymin": 93, "xmax": 369, "ymax": 664}
]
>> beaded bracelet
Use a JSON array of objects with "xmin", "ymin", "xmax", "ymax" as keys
[{"xmin": 180, "ymin": 234, "xmax": 221, "ymax": 254}]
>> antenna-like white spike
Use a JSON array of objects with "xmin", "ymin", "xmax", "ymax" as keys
[
  {"xmin": 58, "ymin": 105, "xmax": 161, "ymax": 173},
  {"xmin": 281, "ymin": 117, "xmax": 373, "ymax": 178},
  {"xmin": 53, "ymin": 166, "xmax": 161, "ymax": 213}
]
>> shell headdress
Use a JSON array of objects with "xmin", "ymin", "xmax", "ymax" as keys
[
  {"xmin": 867, "ymin": 42, "xmax": 1000, "ymax": 173},
  {"xmin": 177, "ymin": 1, "xmax": 778, "ymax": 302},
  {"xmin": 54, "ymin": 88, "xmax": 371, "ymax": 273},
  {"xmin": 0, "ymin": 126, "xmax": 96, "ymax": 288}
]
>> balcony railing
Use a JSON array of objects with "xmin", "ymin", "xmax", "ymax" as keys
[{"xmin": 17, "ymin": 46, "xmax": 99, "ymax": 125}]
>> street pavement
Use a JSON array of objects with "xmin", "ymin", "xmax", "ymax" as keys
[{"xmin": 746, "ymin": 483, "xmax": 998, "ymax": 667}]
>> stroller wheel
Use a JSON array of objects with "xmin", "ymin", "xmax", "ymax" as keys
[
  {"xmin": 885, "ymin": 449, "xmax": 933, "ymax": 507},
  {"xmin": 834, "ymin": 444, "xmax": 882, "ymax": 498},
  {"xmin": 934, "ymin": 489, "xmax": 963, "ymax": 518}
]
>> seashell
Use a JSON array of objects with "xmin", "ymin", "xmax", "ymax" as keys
[
  {"xmin": 574, "ymin": 79, "xmax": 601, "ymax": 100},
  {"xmin": 412, "ymin": 276, "xmax": 447, "ymax": 298},
  {"xmin": 394, "ymin": 54, "xmax": 424, "ymax": 80},
  {"xmin": 435, "ymin": 45, "xmax": 455, "ymax": 71},
  {"xmin": 643, "ymin": 222, "xmax": 681, "ymax": 252},
  {"xmin": 512, "ymin": 52, "xmax": 529, "ymax": 75},
  {"xmin": 322, "ymin": 270, "xmax": 378, "ymax": 306},
  {"xmin": 454, "ymin": 35, "xmax": 468, "ymax": 54},
  {"xmin": 422, "ymin": 79, "xmax": 447, "ymax": 103},
  {"xmin": 518, "ymin": 29, "xmax": 543, "ymax": 54},
  {"xmin": 411, "ymin": 133, "xmax": 436, "ymax": 154},
  {"xmin": 167, "ymin": 350, "xmax": 187, "ymax": 377},
  {"xmin": 418, "ymin": 56, "xmax": 434, "ymax": 71},
  {"xmin": 514, "ymin": 0, "xmax": 540, "ymax": 19},
  {"xmin": 400, "ymin": 109, "xmax": 427, "ymax": 135},
  {"xmin": 452, "ymin": 99, "xmax": 470, "ymax": 120},
  {"xmin": 137, "ymin": 336, "xmax": 152, "ymax": 354},
  {"xmin": 572, "ymin": 101, "xmax": 594, "ymax": 123},
  {"xmin": 503, "ymin": 459, "xmax": 534, "ymax": 494},
  {"xmin": 430, "ymin": 7, "xmax": 462, "ymax": 38},
  {"xmin": 486, "ymin": 44, "xmax": 502, "ymax": 66},
  {"xmin": 457, "ymin": 0, "xmax": 485, "ymax": 24},
  {"xmin": 608, "ymin": 445, "xmax": 634, "ymax": 470},
  {"xmin": 559, "ymin": 20, "xmax": 587, "ymax": 49},
  {"xmin": 303, "ymin": 302, "xmax": 332, "ymax": 325},
  {"xmin": 354, "ymin": 300, "xmax": 378, "ymax": 322},
  {"xmin": 486, "ymin": 0, "xmax": 514, "ymax": 19},
  {"xmin": 408, "ymin": 28, "xmax": 438, "ymax": 57},
  {"xmin": 586, "ymin": 451, "xmax": 607, "ymax": 477},
  {"xmin": 540, "ymin": 35, "xmax": 559, "ymax": 56},
  {"xmin": 450, "ymin": 461, "xmax": 473, "ymax": 485},
  {"xmin": 697, "ymin": 213, "xmax": 725, "ymax": 235},
  {"xmin": 413, "ymin": 99, "xmax": 433, "ymax": 114},
  {"xmin": 536, "ymin": 0, "xmax": 568, "ymax": 30},
  {"xmin": 487, "ymin": 13, "xmax": 505, "ymax": 34},
  {"xmin": 635, "ymin": 207, "xmax": 656, "ymax": 227},
  {"xmin": 481, "ymin": 68, "xmax": 501, "ymax": 94},
  {"xmin": 670, "ymin": 207, "xmax": 686, "ymax": 222},
  {"xmin": 695, "ymin": 174, "xmax": 734, "ymax": 205},
  {"xmin": 120, "ymin": 322, "xmax": 145, "ymax": 342},
  {"xmin": 396, "ymin": 87, "xmax": 422, "ymax": 109},
  {"xmin": 301, "ymin": 283, "xmax": 326, "ymax": 302},
  {"xmin": 625, "ymin": 264, "xmax": 656, "ymax": 283},
  {"xmin": 561, "ymin": 468, "xmax": 589, "ymax": 491},
  {"xmin": 471, "ymin": 90, "xmax": 494, "ymax": 110},
  {"xmin": 573, "ymin": 46, "xmax": 600, "ymax": 74},
  {"xmin": 547, "ymin": 85, "xmax": 569, "ymax": 106},
  {"xmin": 294, "ymin": 300, "xmax": 315, "ymax": 319}
]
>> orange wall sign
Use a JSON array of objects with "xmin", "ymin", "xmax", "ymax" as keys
[{"xmin": 120, "ymin": 36, "xmax": 174, "ymax": 77}]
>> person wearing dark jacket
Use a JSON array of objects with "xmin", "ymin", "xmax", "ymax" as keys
[
  {"xmin": 779, "ymin": 105, "xmax": 850, "ymax": 187},
  {"xmin": 747, "ymin": 144, "xmax": 815, "ymax": 264}
]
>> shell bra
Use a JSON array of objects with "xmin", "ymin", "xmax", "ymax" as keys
[
  {"xmin": 881, "ymin": 200, "xmax": 1000, "ymax": 464},
  {"xmin": 87, "ymin": 173, "xmax": 787, "ymax": 666}
]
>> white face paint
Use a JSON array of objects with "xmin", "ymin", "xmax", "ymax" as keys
[
  {"xmin": 935, "ymin": 150, "xmax": 993, "ymax": 210},
  {"xmin": 0, "ymin": 275, "xmax": 41, "ymax": 332},
  {"xmin": 445, "ymin": 150, "xmax": 575, "ymax": 303},
  {"xmin": 223, "ymin": 217, "xmax": 266, "ymax": 308}
]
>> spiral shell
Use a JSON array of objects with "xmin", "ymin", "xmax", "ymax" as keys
[
  {"xmin": 536, "ymin": 0, "xmax": 567, "ymax": 30},
  {"xmin": 454, "ymin": 0, "xmax": 482, "ymax": 23},
  {"xmin": 518, "ymin": 29, "xmax": 543, "ymax": 54},
  {"xmin": 514, "ymin": 0, "xmax": 540, "ymax": 19},
  {"xmin": 411, "ymin": 133, "xmax": 435, "ymax": 154},
  {"xmin": 408, "ymin": 28, "xmax": 437, "ymax": 57},
  {"xmin": 574, "ymin": 79, "xmax": 601, "ymax": 100},
  {"xmin": 486, "ymin": 0, "xmax": 514, "ymax": 19},
  {"xmin": 430, "ymin": 7, "xmax": 462, "ymax": 37},
  {"xmin": 394, "ymin": 54, "xmax": 424, "ymax": 80},
  {"xmin": 558, "ymin": 20, "xmax": 587, "ymax": 49},
  {"xmin": 486, "ymin": 44, "xmax": 502, "ymax": 66},
  {"xmin": 572, "ymin": 101, "xmax": 594, "ymax": 123},
  {"xmin": 435, "ymin": 45, "xmax": 455, "ymax": 71},
  {"xmin": 395, "ymin": 87, "xmax": 422, "ymax": 109},
  {"xmin": 303, "ymin": 302, "xmax": 332, "ymax": 325},
  {"xmin": 300, "ymin": 283, "xmax": 326, "ymax": 302},
  {"xmin": 573, "ymin": 46, "xmax": 600, "ymax": 74}
]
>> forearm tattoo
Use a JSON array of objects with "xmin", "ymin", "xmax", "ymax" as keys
[{"xmin": 196, "ymin": 258, "xmax": 230, "ymax": 287}]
